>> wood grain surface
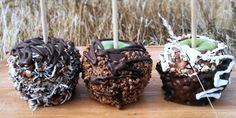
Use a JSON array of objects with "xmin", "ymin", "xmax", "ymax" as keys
[{"xmin": 0, "ymin": 46, "xmax": 235, "ymax": 118}]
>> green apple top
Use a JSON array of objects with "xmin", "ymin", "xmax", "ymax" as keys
[
  {"xmin": 101, "ymin": 40, "xmax": 131, "ymax": 49},
  {"xmin": 180, "ymin": 38, "xmax": 216, "ymax": 52}
]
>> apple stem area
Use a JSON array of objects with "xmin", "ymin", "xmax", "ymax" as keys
[
  {"xmin": 101, "ymin": 40, "xmax": 130, "ymax": 50},
  {"xmin": 179, "ymin": 38, "xmax": 216, "ymax": 52}
]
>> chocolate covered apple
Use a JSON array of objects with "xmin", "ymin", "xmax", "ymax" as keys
[
  {"xmin": 156, "ymin": 35, "xmax": 235, "ymax": 105},
  {"xmin": 8, "ymin": 37, "xmax": 82, "ymax": 110},
  {"xmin": 82, "ymin": 39, "xmax": 152, "ymax": 108}
]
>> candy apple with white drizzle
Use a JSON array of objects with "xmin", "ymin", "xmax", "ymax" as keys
[{"xmin": 156, "ymin": 35, "xmax": 235, "ymax": 105}]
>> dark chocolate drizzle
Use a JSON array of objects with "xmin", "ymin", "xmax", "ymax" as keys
[
  {"xmin": 84, "ymin": 39, "xmax": 152, "ymax": 78},
  {"xmin": 11, "ymin": 37, "xmax": 76, "ymax": 66}
]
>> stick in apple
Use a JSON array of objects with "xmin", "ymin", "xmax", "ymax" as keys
[
  {"xmin": 191, "ymin": 0, "xmax": 218, "ymax": 117},
  {"xmin": 40, "ymin": 0, "xmax": 48, "ymax": 43},
  {"xmin": 112, "ymin": 0, "xmax": 118, "ymax": 49},
  {"xmin": 191, "ymin": 0, "xmax": 196, "ymax": 48}
]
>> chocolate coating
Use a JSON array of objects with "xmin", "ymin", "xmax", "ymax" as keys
[
  {"xmin": 8, "ymin": 37, "xmax": 82, "ymax": 110},
  {"xmin": 82, "ymin": 39, "xmax": 152, "ymax": 108}
]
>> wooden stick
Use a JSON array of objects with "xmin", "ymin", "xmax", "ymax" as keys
[
  {"xmin": 112, "ymin": 0, "xmax": 118, "ymax": 49},
  {"xmin": 191, "ymin": 0, "xmax": 196, "ymax": 48},
  {"xmin": 40, "ymin": 0, "xmax": 48, "ymax": 43},
  {"xmin": 191, "ymin": 1, "xmax": 218, "ymax": 117}
]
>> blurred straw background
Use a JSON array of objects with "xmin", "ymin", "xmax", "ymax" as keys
[{"xmin": 0, "ymin": 0, "xmax": 235, "ymax": 61}]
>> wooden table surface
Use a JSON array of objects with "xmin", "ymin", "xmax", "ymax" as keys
[{"xmin": 0, "ymin": 46, "xmax": 236, "ymax": 118}]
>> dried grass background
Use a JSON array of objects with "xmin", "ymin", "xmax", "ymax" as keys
[{"xmin": 0, "ymin": 0, "xmax": 235, "ymax": 61}]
